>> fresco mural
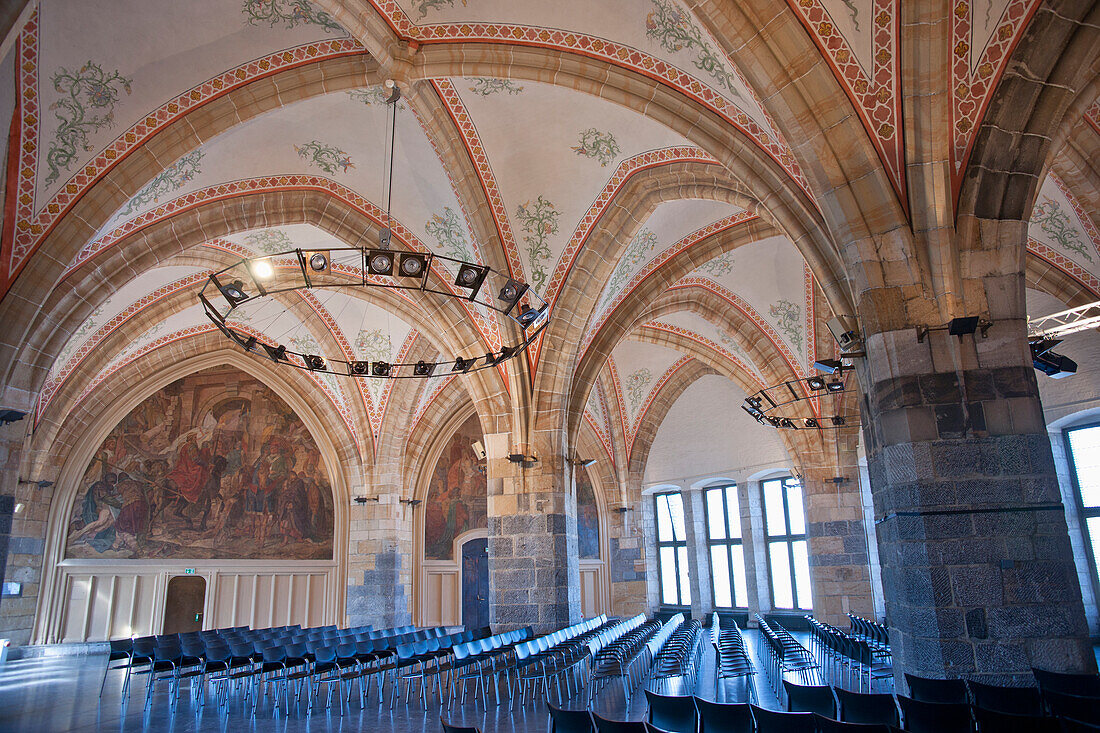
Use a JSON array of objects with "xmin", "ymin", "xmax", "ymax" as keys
[
  {"xmin": 424, "ymin": 414, "xmax": 486, "ymax": 560},
  {"xmin": 577, "ymin": 471, "xmax": 600, "ymax": 559},
  {"xmin": 65, "ymin": 366, "xmax": 334, "ymax": 560}
]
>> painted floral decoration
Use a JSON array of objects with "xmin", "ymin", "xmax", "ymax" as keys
[
  {"xmin": 294, "ymin": 140, "xmax": 354, "ymax": 175},
  {"xmin": 121, "ymin": 150, "xmax": 204, "ymax": 216},
  {"xmin": 573, "ymin": 128, "xmax": 621, "ymax": 167},
  {"xmin": 242, "ymin": 0, "xmax": 343, "ymax": 33},
  {"xmin": 515, "ymin": 196, "xmax": 561, "ymax": 295},
  {"xmin": 45, "ymin": 62, "xmax": 133, "ymax": 186}
]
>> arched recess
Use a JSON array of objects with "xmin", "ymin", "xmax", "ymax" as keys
[
  {"xmin": 573, "ymin": 424, "xmax": 612, "ymax": 617},
  {"xmin": 33, "ymin": 348, "xmax": 352, "ymax": 644},
  {"xmin": 411, "ymin": 403, "xmax": 485, "ymax": 627}
]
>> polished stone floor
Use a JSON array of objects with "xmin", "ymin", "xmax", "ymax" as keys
[{"xmin": 0, "ymin": 633, "xmax": 781, "ymax": 733}]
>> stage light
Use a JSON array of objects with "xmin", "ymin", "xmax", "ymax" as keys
[
  {"xmin": 251, "ymin": 259, "xmax": 274, "ymax": 280},
  {"xmin": 948, "ymin": 316, "xmax": 980, "ymax": 336},
  {"xmin": 348, "ymin": 361, "xmax": 369, "ymax": 375},
  {"xmin": 242, "ymin": 336, "xmax": 257, "ymax": 352},
  {"xmin": 517, "ymin": 304, "xmax": 547, "ymax": 328},
  {"xmin": 831, "ymin": 415, "xmax": 846, "ymax": 426},
  {"xmin": 216, "ymin": 278, "xmax": 248, "ymax": 306},
  {"xmin": 413, "ymin": 361, "xmax": 435, "ymax": 376},
  {"xmin": 814, "ymin": 359, "xmax": 842, "ymax": 374},
  {"xmin": 804, "ymin": 418, "xmax": 818, "ymax": 428},
  {"xmin": 779, "ymin": 418, "xmax": 797, "ymax": 429},
  {"xmin": 454, "ymin": 264, "xmax": 488, "ymax": 296},
  {"xmin": 746, "ymin": 396, "xmax": 763, "ymax": 409},
  {"xmin": 367, "ymin": 250, "xmax": 394, "ymax": 276},
  {"xmin": 497, "ymin": 279, "xmax": 529, "ymax": 313},
  {"xmin": 807, "ymin": 376, "xmax": 827, "ymax": 391},
  {"xmin": 1032, "ymin": 346, "xmax": 1077, "ymax": 379},
  {"xmin": 263, "ymin": 343, "xmax": 287, "ymax": 362},
  {"xmin": 372, "ymin": 361, "xmax": 391, "ymax": 377},
  {"xmin": 308, "ymin": 252, "xmax": 328, "ymax": 271},
  {"xmin": 398, "ymin": 253, "xmax": 427, "ymax": 278},
  {"xmin": 826, "ymin": 381, "xmax": 844, "ymax": 392},
  {"xmin": 305, "ymin": 354, "xmax": 325, "ymax": 371},
  {"xmin": 452, "ymin": 356, "xmax": 474, "ymax": 373}
]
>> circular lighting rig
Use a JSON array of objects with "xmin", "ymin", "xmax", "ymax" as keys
[
  {"xmin": 199, "ymin": 246, "xmax": 549, "ymax": 378},
  {"xmin": 742, "ymin": 366, "xmax": 858, "ymax": 430}
]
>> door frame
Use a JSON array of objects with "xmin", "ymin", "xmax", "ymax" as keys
[
  {"xmin": 459, "ymin": 535, "xmax": 489, "ymax": 630},
  {"xmin": 163, "ymin": 574, "xmax": 209, "ymax": 634}
]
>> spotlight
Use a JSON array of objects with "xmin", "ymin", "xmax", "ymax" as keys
[
  {"xmin": 1031, "ymin": 343, "xmax": 1077, "ymax": 379},
  {"xmin": 807, "ymin": 376, "xmax": 827, "ymax": 391},
  {"xmin": 454, "ymin": 264, "xmax": 488, "ymax": 296},
  {"xmin": 831, "ymin": 415, "xmax": 846, "ymax": 426},
  {"xmin": 308, "ymin": 252, "xmax": 328, "ymax": 271},
  {"xmin": 826, "ymin": 317, "xmax": 862, "ymax": 350},
  {"xmin": 570, "ymin": 458, "xmax": 597, "ymax": 468},
  {"xmin": 452, "ymin": 356, "xmax": 474, "ymax": 373},
  {"xmin": 517, "ymin": 304, "xmax": 547, "ymax": 329},
  {"xmin": 372, "ymin": 361, "xmax": 391, "ymax": 377},
  {"xmin": 216, "ymin": 278, "xmax": 248, "ymax": 306},
  {"xmin": 398, "ymin": 253, "xmax": 428, "ymax": 279},
  {"xmin": 948, "ymin": 316, "xmax": 980, "ymax": 337},
  {"xmin": 413, "ymin": 361, "xmax": 436, "ymax": 376},
  {"xmin": 263, "ymin": 343, "xmax": 287, "ymax": 362},
  {"xmin": 826, "ymin": 381, "xmax": 845, "ymax": 393},
  {"xmin": 804, "ymin": 418, "xmax": 818, "ymax": 428},
  {"xmin": 305, "ymin": 354, "xmax": 326, "ymax": 371},
  {"xmin": 746, "ymin": 396, "xmax": 763, "ymax": 409},
  {"xmin": 814, "ymin": 359, "xmax": 842, "ymax": 374},
  {"xmin": 484, "ymin": 352, "xmax": 499, "ymax": 366},
  {"xmin": 251, "ymin": 259, "xmax": 274, "ymax": 280},
  {"xmin": 242, "ymin": 336, "xmax": 257, "ymax": 352},
  {"xmin": 779, "ymin": 418, "xmax": 797, "ymax": 429},
  {"xmin": 367, "ymin": 249, "xmax": 394, "ymax": 276},
  {"xmin": 348, "ymin": 360, "xmax": 370, "ymax": 375},
  {"xmin": 497, "ymin": 279, "xmax": 529, "ymax": 314}
]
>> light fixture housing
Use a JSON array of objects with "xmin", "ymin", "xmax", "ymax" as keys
[
  {"xmin": 413, "ymin": 360, "xmax": 436, "ymax": 377},
  {"xmin": 250, "ymin": 259, "xmax": 274, "ymax": 280},
  {"xmin": 215, "ymin": 277, "xmax": 248, "ymax": 306},
  {"xmin": 497, "ymin": 279, "xmax": 529, "ymax": 314},
  {"xmin": 348, "ymin": 361, "xmax": 370, "ymax": 375},
  {"xmin": 372, "ymin": 361, "xmax": 391, "ymax": 377},
  {"xmin": 831, "ymin": 415, "xmax": 846, "ymax": 426},
  {"xmin": 367, "ymin": 249, "xmax": 394, "ymax": 276},
  {"xmin": 948, "ymin": 316, "xmax": 980, "ymax": 336},
  {"xmin": 814, "ymin": 359, "xmax": 842, "ymax": 374},
  {"xmin": 398, "ymin": 253, "xmax": 428, "ymax": 279},
  {"xmin": 517, "ymin": 304, "xmax": 547, "ymax": 329},
  {"xmin": 825, "ymin": 380, "xmax": 845, "ymax": 393},
  {"xmin": 305, "ymin": 354, "xmax": 326, "ymax": 371},
  {"xmin": 308, "ymin": 252, "xmax": 329, "ymax": 271},
  {"xmin": 454, "ymin": 263, "xmax": 488, "ymax": 297},
  {"xmin": 807, "ymin": 376, "xmax": 827, "ymax": 391},
  {"xmin": 263, "ymin": 343, "xmax": 288, "ymax": 362},
  {"xmin": 452, "ymin": 356, "xmax": 474, "ymax": 373}
]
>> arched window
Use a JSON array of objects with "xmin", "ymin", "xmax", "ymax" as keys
[
  {"xmin": 762, "ymin": 475, "xmax": 812, "ymax": 611},
  {"xmin": 704, "ymin": 483, "xmax": 748, "ymax": 608},
  {"xmin": 654, "ymin": 491, "xmax": 690, "ymax": 606}
]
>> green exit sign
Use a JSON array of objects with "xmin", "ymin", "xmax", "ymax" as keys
[{"xmin": 183, "ymin": 568, "xmax": 195, "ymax": 574}]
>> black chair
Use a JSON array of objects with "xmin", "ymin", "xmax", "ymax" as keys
[
  {"xmin": 645, "ymin": 690, "xmax": 698, "ymax": 733},
  {"xmin": 783, "ymin": 681, "xmax": 836, "ymax": 717},
  {"xmin": 1061, "ymin": 718, "xmax": 1100, "ymax": 732},
  {"xmin": 1034, "ymin": 668, "xmax": 1100, "ymax": 698},
  {"xmin": 904, "ymin": 674, "xmax": 968, "ymax": 704},
  {"xmin": 750, "ymin": 704, "xmax": 816, "ymax": 733},
  {"xmin": 834, "ymin": 688, "xmax": 900, "ymax": 726},
  {"xmin": 812, "ymin": 716, "xmax": 892, "ymax": 733},
  {"xmin": 897, "ymin": 695, "xmax": 974, "ymax": 733},
  {"xmin": 966, "ymin": 680, "xmax": 1042, "ymax": 716},
  {"xmin": 694, "ymin": 697, "xmax": 755, "ymax": 733},
  {"xmin": 972, "ymin": 707, "xmax": 1060, "ymax": 732},
  {"xmin": 1044, "ymin": 689, "xmax": 1100, "ymax": 726},
  {"xmin": 440, "ymin": 719, "xmax": 481, "ymax": 733},
  {"xmin": 549, "ymin": 702, "xmax": 596, "ymax": 733},
  {"xmin": 591, "ymin": 712, "xmax": 647, "ymax": 732},
  {"xmin": 644, "ymin": 725, "xmax": 676, "ymax": 733}
]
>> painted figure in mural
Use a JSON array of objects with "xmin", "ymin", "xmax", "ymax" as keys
[
  {"xmin": 577, "ymin": 473, "xmax": 601, "ymax": 559},
  {"xmin": 64, "ymin": 366, "xmax": 334, "ymax": 560},
  {"xmin": 424, "ymin": 415, "xmax": 487, "ymax": 560}
]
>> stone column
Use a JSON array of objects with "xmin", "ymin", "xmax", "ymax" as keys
[
  {"xmin": 485, "ymin": 432, "xmax": 580, "ymax": 633},
  {"xmin": 345, "ymin": 495, "xmax": 412, "ymax": 629},
  {"xmin": 682, "ymin": 486, "xmax": 713, "ymax": 619},
  {"xmin": 860, "ymin": 323, "xmax": 1095, "ymax": 684},
  {"xmin": 744, "ymin": 477, "xmax": 772, "ymax": 615}
]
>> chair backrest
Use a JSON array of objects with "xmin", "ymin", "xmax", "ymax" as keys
[
  {"xmin": 1033, "ymin": 667, "xmax": 1100, "ymax": 697},
  {"xmin": 590, "ymin": 712, "xmax": 646, "ymax": 732},
  {"xmin": 904, "ymin": 673, "xmax": 969, "ymax": 704},
  {"xmin": 644, "ymin": 690, "xmax": 697, "ymax": 733},
  {"xmin": 548, "ymin": 702, "xmax": 596, "ymax": 733},
  {"xmin": 834, "ymin": 688, "xmax": 899, "ymax": 727},
  {"xmin": 896, "ymin": 696, "xmax": 974, "ymax": 733},
  {"xmin": 1042, "ymin": 689, "xmax": 1100, "ymax": 725},
  {"xmin": 812, "ymin": 715, "xmax": 892, "ymax": 733},
  {"xmin": 966, "ymin": 680, "xmax": 1042, "ymax": 716},
  {"xmin": 750, "ymin": 705, "xmax": 816, "ymax": 733},
  {"xmin": 335, "ymin": 642, "xmax": 356, "ymax": 660},
  {"xmin": 693, "ymin": 697, "xmax": 754, "ymax": 733},
  {"xmin": 314, "ymin": 645, "xmax": 337, "ymax": 664},
  {"xmin": 783, "ymin": 681, "xmax": 837, "ymax": 717},
  {"xmin": 440, "ymin": 718, "xmax": 481, "ymax": 733},
  {"xmin": 973, "ymin": 707, "xmax": 1060, "ymax": 733}
]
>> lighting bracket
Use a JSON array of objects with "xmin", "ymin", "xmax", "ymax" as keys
[{"xmin": 916, "ymin": 317, "xmax": 993, "ymax": 343}]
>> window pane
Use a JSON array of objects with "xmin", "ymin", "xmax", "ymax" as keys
[
  {"xmin": 677, "ymin": 546, "xmax": 691, "ymax": 605},
  {"xmin": 705, "ymin": 488, "xmax": 727, "ymax": 540},
  {"xmin": 1088, "ymin": 517, "xmax": 1100, "ymax": 591},
  {"xmin": 1069, "ymin": 427, "xmax": 1100, "ymax": 507},
  {"xmin": 710, "ymin": 544, "xmax": 732, "ymax": 608},
  {"xmin": 786, "ymin": 482, "xmax": 806, "ymax": 535},
  {"xmin": 792, "ymin": 540, "xmax": 813, "ymax": 610},
  {"xmin": 769, "ymin": 541, "xmax": 793, "ymax": 609},
  {"xmin": 656, "ymin": 494, "xmax": 673, "ymax": 542},
  {"xmin": 660, "ymin": 546, "xmax": 678, "ymax": 604},
  {"xmin": 764, "ymin": 480, "xmax": 787, "ymax": 536},
  {"xmin": 730, "ymin": 544, "xmax": 748, "ymax": 608},
  {"xmin": 725, "ymin": 486, "xmax": 741, "ymax": 538},
  {"xmin": 668, "ymin": 493, "xmax": 686, "ymax": 542}
]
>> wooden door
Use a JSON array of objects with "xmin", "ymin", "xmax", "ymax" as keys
[
  {"xmin": 461, "ymin": 538, "xmax": 489, "ymax": 631},
  {"xmin": 163, "ymin": 575, "xmax": 206, "ymax": 634}
]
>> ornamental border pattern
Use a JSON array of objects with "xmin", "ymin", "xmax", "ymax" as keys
[
  {"xmin": 1086, "ymin": 101, "xmax": 1100, "ymax": 137},
  {"xmin": 625, "ymin": 355, "xmax": 692, "ymax": 457},
  {"xmin": 785, "ymin": 0, "xmax": 904, "ymax": 207},
  {"xmin": 432, "ymin": 79, "xmax": 524, "ymax": 278},
  {"xmin": 61, "ymin": 174, "xmax": 502, "ymax": 352},
  {"xmin": 583, "ymin": 411, "xmax": 616, "ymax": 468},
  {"xmin": 1027, "ymin": 238, "xmax": 1100, "ymax": 301},
  {"xmin": 949, "ymin": 0, "xmax": 1042, "ymax": 195},
  {"xmin": 365, "ymin": 0, "xmax": 811, "ymax": 199},
  {"xmin": 6, "ymin": 23, "xmax": 365, "ymax": 287}
]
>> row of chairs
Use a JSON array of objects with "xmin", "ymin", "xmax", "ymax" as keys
[
  {"xmin": 845, "ymin": 614, "xmax": 889, "ymax": 652},
  {"xmin": 588, "ymin": 614, "xmax": 663, "ymax": 705},
  {"xmin": 508, "ymin": 615, "xmax": 620, "ymax": 708},
  {"xmin": 711, "ymin": 613, "xmax": 756, "ymax": 701},
  {"xmin": 805, "ymin": 616, "xmax": 892, "ymax": 693},
  {"xmin": 754, "ymin": 614, "xmax": 819, "ymax": 700},
  {"xmin": 650, "ymin": 617, "xmax": 703, "ymax": 692}
]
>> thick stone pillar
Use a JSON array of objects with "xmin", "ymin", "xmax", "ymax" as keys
[
  {"xmin": 345, "ymin": 495, "xmax": 412, "ymax": 628},
  {"xmin": 485, "ymin": 432, "xmax": 580, "ymax": 633},
  {"xmin": 682, "ymin": 486, "xmax": 713, "ymax": 619},
  {"xmin": 861, "ymin": 323, "xmax": 1095, "ymax": 683}
]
